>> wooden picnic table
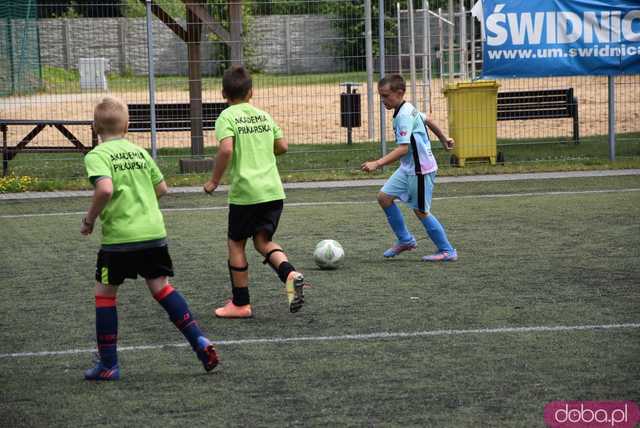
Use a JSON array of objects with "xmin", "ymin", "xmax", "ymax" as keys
[{"xmin": 0, "ymin": 119, "xmax": 98, "ymax": 176}]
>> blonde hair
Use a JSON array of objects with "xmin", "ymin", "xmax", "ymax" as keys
[{"xmin": 94, "ymin": 96, "xmax": 129, "ymax": 137}]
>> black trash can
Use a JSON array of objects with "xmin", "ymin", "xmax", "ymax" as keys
[{"xmin": 340, "ymin": 83, "xmax": 362, "ymax": 144}]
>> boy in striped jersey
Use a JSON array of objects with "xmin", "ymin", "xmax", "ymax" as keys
[{"xmin": 361, "ymin": 74, "xmax": 457, "ymax": 262}]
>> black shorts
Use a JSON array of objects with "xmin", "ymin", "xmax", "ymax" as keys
[
  {"xmin": 228, "ymin": 199, "xmax": 284, "ymax": 241},
  {"xmin": 95, "ymin": 246, "xmax": 174, "ymax": 286}
]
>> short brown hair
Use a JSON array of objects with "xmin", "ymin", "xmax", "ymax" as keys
[
  {"xmin": 222, "ymin": 65, "xmax": 252, "ymax": 101},
  {"xmin": 94, "ymin": 96, "xmax": 128, "ymax": 136},
  {"xmin": 378, "ymin": 74, "xmax": 406, "ymax": 92}
]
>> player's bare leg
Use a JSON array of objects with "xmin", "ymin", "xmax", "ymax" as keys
[{"xmin": 215, "ymin": 239, "xmax": 253, "ymax": 318}]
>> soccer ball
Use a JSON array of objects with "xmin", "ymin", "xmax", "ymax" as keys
[{"xmin": 313, "ymin": 239, "xmax": 345, "ymax": 270}]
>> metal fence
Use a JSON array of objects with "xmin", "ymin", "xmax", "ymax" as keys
[
  {"xmin": 0, "ymin": 0, "xmax": 638, "ymax": 181},
  {"xmin": 394, "ymin": 2, "xmax": 640, "ymax": 147},
  {"xmin": 0, "ymin": 0, "xmax": 380, "ymax": 178},
  {"xmin": 0, "ymin": 1, "xmax": 41, "ymax": 96}
]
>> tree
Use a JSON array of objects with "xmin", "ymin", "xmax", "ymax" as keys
[
  {"xmin": 38, "ymin": 0, "xmax": 122, "ymax": 18},
  {"xmin": 245, "ymin": 0, "xmax": 452, "ymax": 71}
]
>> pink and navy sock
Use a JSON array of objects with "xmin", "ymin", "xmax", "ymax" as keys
[
  {"xmin": 154, "ymin": 284, "xmax": 203, "ymax": 351},
  {"xmin": 95, "ymin": 295, "xmax": 118, "ymax": 368}
]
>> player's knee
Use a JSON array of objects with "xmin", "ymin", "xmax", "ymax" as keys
[
  {"xmin": 252, "ymin": 233, "xmax": 269, "ymax": 253},
  {"xmin": 252, "ymin": 238, "xmax": 266, "ymax": 253},
  {"xmin": 377, "ymin": 192, "xmax": 393, "ymax": 207},
  {"xmin": 95, "ymin": 282, "xmax": 118, "ymax": 297},
  {"xmin": 228, "ymin": 239, "xmax": 246, "ymax": 256},
  {"xmin": 414, "ymin": 209, "xmax": 429, "ymax": 219}
]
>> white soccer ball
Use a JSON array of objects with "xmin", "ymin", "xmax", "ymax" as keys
[{"xmin": 313, "ymin": 239, "xmax": 345, "ymax": 270}]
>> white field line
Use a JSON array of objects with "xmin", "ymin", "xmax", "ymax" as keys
[
  {"xmin": 1, "ymin": 169, "xmax": 639, "ymax": 201},
  {"xmin": 1, "ymin": 323, "xmax": 638, "ymax": 360},
  {"xmin": 1, "ymin": 188, "xmax": 639, "ymax": 220}
]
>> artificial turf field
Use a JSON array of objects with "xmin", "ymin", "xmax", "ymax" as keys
[{"xmin": 1, "ymin": 175, "xmax": 639, "ymax": 427}]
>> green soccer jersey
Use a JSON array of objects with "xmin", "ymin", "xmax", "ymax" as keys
[
  {"xmin": 215, "ymin": 103, "xmax": 285, "ymax": 205},
  {"xmin": 84, "ymin": 138, "xmax": 166, "ymax": 245}
]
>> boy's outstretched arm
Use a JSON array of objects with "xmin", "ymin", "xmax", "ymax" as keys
[
  {"xmin": 424, "ymin": 117, "xmax": 454, "ymax": 151},
  {"xmin": 204, "ymin": 137, "xmax": 233, "ymax": 193},
  {"xmin": 81, "ymin": 178, "xmax": 113, "ymax": 235},
  {"xmin": 154, "ymin": 180, "xmax": 168, "ymax": 198},
  {"xmin": 361, "ymin": 145, "xmax": 409, "ymax": 172},
  {"xmin": 274, "ymin": 137, "xmax": 288, "ymax": 155}
]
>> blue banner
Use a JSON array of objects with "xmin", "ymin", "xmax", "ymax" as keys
[{"xmin": 476, "ymin": 0, "xmax": 640, "ymax": 77}]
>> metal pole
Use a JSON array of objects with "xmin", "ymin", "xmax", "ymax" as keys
[
  {"xmin": 2, "ymin": 125, "xmax": 8, "ymax": 176},
  {"xmin": 145, "ymin": 0, "xmax": 158, "ymax": 159},
  {"xmin": 438, "ymin": 7, "xmax": 444, "ymax": 81},
  {"xmin": 7, "ymin": 19, "xmax": 15, "ymax": 94},
  {"xmin": 608, "ymin": 76, "xmax": 616, "ymax": 161},
  {"xmin": 448, "ymin": 0, "xmax": 454, "ymax": 80},
  {"xmin": 423, "ymin": 0, "xmax": 431, "ymax": 113},
  {"xmin": 408, "ymin": 0, "xmax": 417, "ymax": 106},
  {"xmin": 459, "ymin": 2, "xmax": 467, "ymax": 79},
  {"xmin": 365, "ymin": 0, "xmax": 375, "ymax": 140},
  {"xmin": 396, "ymin": 3, "xmax": 402, "ymax": 74},
  {"xmin": 285, "ymin": 16, "xmax": 291, "ymax": 75},
  {"xmin": 347, "ymin": 84, "xmax": 353, "ymax": 145},
  {"xmin": 470, "ymin": 9, "xmax": 476, "ymax": 79},
  {"xmin": 379, "ymin": 0, "xmax": 387, "ymax": 159}
]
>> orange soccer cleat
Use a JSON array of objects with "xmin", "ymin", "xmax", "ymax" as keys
[{"xmin": 214, "ymin": 300, "xmax": 253, "ymax": 318}]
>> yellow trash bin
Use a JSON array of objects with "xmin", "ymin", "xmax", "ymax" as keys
[{"xmin": 443, "ymin": 80, "xmax": 500, "ymax": 167}]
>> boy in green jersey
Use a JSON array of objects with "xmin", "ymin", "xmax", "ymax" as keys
[
  {"xmin": 204, "ymin": 66, "xmax": 307, "ymax": 318},
  {"xmin": 81, "ymin": 96, "xmax": 218, "ymax": 380}
]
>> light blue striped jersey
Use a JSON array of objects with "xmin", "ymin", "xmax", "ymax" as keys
[{"xmin": 392, "ymin": 101, "xmax": 438, "ymax": 175}]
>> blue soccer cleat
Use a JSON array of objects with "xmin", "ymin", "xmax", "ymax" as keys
[
  {"xmin": 84, "ymin": 361, "xmax": 120, "ymax": 381},
  {"xmin": 196, "ymin": 336, "xmax": 219, "ymax": 372},
  {"xmin": 383, "ymin": 237, "xmax": 417, "ymax": 258}
]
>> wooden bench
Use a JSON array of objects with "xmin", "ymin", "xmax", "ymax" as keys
[
  {"xmin": 0, "ymin": 103, "xmax": 228, "ymax": 176},
  {"xmin": 128, "ymin": 102, "xmax": 227, "ymax": 173},
  {"xmin": 0, "ymin": 120, "xmax": 97, "ymax": 176},
  {"xmin": 497, "ymin": 88, "xmax": 579, "ymax": 144},
  {"xmin": 127, "ymin": 102, "xmax": 228, "ymax": 132}
]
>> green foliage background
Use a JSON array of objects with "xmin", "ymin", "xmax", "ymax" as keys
[{"xmin": 118, "ymin": 0, "xmax": 453, "ymax": 72}]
